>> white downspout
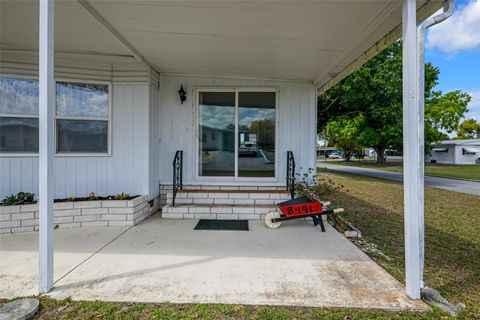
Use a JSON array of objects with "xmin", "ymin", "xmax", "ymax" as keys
[{"xmin": 416, "ymin": 0, "xmax": 454, "ymax": 289}]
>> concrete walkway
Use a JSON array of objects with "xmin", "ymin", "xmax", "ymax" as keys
[
  {"xmin": 0, "ymin": 227, "xmax": 129, "ymax": 297},
  {"xmin": 318, "ymin": 162, "xmax": 480, "ymax": 196},
  {"xmin": 0, "ymin": 214, "xmax": 428, "ymax": 311}
]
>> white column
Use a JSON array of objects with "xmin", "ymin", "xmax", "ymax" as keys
[
  {"xmin": 38, "ymin": 0, "xmax": 55, "ymax": 294},
  {"xmin": 402, "ymin": 0, "xmax": 422, "ymax": 299}
]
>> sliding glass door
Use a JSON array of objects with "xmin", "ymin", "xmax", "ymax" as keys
[
  {"xmin": 198, "ymin": 90, "xmax": 276, "ymax": 179},
  {"xmin": 198, "ymin": 92, "xmax": 236, "ymax": 176},
  {"xmin": 238, "ymin": 92, "xmax": 276, "ymax": 177}
]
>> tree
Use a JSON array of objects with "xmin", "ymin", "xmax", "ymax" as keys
[
  {"xmin": 249, "ymin": 119, "xmax": 275, "ymax": 148},
  {"xmin": 426, "ymin": 91, "xmax": 470, "ymax": 144},
  {"xmin": 456, "ymin": 118, "xmax": 480, "ymax": 139},
  {"xmin": 323, "ymin": 116, "xmax": 362, "ymax": 161},
  {"xmin": 319, "ymin": 42, "xmax": 404, "ymax": 163},
  {"xmin": 318, "ymin": 41, "xmax": 470, "ymax": 163}
]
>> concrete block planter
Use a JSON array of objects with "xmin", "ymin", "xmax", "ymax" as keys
[{"xmin": 0, "ymin": 195, "xmax": 153, "ymax": 234}]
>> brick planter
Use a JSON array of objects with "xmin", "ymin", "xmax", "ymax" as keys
[{"xmin": 0, "ymin": 195, "xmax": 152, "ymax": 234}]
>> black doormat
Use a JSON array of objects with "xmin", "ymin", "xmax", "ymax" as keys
[{"xmin": 194, "ymin": 219, "xmax": 249, "ymax": 231}]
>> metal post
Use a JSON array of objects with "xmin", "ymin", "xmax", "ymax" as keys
[
  {"xmin": 38, "ymin": 0, "xmax": 55, "ymax": 294},
  {"xmin": 402, "ymin": 0, "xmax": 422, "ymax": 299}
]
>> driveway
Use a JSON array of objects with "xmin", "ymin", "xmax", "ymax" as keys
[
  {"xmin": 0, "ymin": 214, "xmax": 427, "ymax": 311},
  {"xmin": 318, "ymin": 162, "xmax": 480, "ymax": 196}
]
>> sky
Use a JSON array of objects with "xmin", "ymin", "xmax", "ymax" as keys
[{"xmin": 426, "ymin": 0, "xmax": 480, "ymax": 122}]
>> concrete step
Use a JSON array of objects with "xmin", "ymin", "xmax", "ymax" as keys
[
  {"xmin": 166, "ymin": 190, "xmax": 290, "ymax": 206},
  {"xmin": 162, "ymin": 204, "xmax": 276, "ymax": 220},
  {"xmin": 161, "ymin": 184, "xmax": 287, "ymax": 192}
]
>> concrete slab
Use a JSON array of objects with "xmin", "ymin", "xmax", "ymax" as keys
[
  {"xmin": 0, "ymin": 298, "xmax": 39, "ymax": 320},
  {"xmin": 20, "ymin": 215, "xmax": 427, "ymax": 311},
  {"xmin": 0, "ymin": 227, "xmax": 128, "ymax": 297}
]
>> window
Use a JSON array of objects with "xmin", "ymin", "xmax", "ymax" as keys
[
  {"xmin": 55, "ymin": 81, "xmax": 110, "ymax": 154},
  {"xmin": 462, "ymin": 147, "xmax": 478, "ymax": 155},
  {"xmin": 0, "ymin": 77, "xmax": 111, "ymax": 155},
  {"xmin": 0, "ymin": 77, "xmax": 39, "ymax": 153}
]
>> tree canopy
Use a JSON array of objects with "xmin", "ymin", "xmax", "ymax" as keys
[
  {"xmin": 456, "ymin": 118, "xmax": 480, "ymax": 139},
  {"xmin": 318, "ymin": 41, "xmax": 470, "ymax": 163},
  {"xmin": 322, "ymin": 116, "xmax": 363, "ymax": 161}
]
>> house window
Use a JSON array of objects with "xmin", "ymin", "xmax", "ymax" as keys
[
  {"xmin": 462, "ymin": 148, "xmax": 476, "ymax": 155},
  {"xmin": 0, "ymin": 77, "xmax": 111, "ymax": 155},
  {"xmin": 0, "ymin": 77, "xmax": 39, "ymax": 153},
  {"xmin": 55, "ymin": 81, "xmax": 110, "ymax": 154}
]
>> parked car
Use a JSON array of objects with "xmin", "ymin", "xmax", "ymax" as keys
[{"xmin": 329, "ymin": 152, "xmax": 341, "ymax": 159}]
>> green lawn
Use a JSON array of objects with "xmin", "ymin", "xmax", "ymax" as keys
[
  {"xmin": 321, "ymin": 160, "xmax": 480, "ymax": 181},
  {"xmin": 319, "ymin": 168, "xmax": 480, "ymax": 319},
  {"xmin": 1, "ymin": 297, "xmax": 449, "ymax": 320}
]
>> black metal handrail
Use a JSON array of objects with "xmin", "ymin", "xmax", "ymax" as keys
[
  {"xmin": 172, "ymin": 150, "xmax": 183, "ymax": 206},
  {"xmin": 286, "ymin": 151, "xmax": 295, "ymax": 199}
]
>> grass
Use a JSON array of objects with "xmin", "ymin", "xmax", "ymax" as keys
[
  {"xmin": 1, "ymin": 297, "xmax": 450, "ymax": 320},
  {"xmin": 321, "ymin": 159, "xmax": 480, "ymax": 181},
  {"xmin": 319, "ymin": 167, "xmax": 480, "ymax": 319}
]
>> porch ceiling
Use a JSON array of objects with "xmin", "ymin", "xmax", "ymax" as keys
[{"xmin": 1, "ymin": 0, "xmax": 442, "ymax": 86}]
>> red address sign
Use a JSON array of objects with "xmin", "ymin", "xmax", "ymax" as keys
[{"xmin": 280, "ymin": 201, "xmax": 322, "ymax": 217}]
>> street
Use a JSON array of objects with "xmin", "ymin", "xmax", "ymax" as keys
[{"xmin": 318, "ymin": 162, "xmax": 480, "ymax": 196}]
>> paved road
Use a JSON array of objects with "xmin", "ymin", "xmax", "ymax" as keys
[{"xmin": 318, "ymin": 162, "xmax": 480, "ymax": 196}]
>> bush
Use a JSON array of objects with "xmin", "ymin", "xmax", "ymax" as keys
[
  {"xmin": 294, "ymin": 168, "xmax": 343, "ymax": 202},
  {"xmin": 88, "ymin": 192, "xmax": 97, "ymax": 201},
  {"xmin": 1, "ymin": 192, "xmax": 35, "ymax": 205},
  {"xmin": 114, "ymin": 192, "xmax": 130, "ymax": 200}
]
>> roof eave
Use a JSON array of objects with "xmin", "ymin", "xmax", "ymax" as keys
[{"xmin": 315, "ymin": 0, "xmax": 443, "ymax": 96}]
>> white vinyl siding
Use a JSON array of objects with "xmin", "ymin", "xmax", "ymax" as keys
[
  {"xmin": 157, "ymin": 74, "xmax": 316, "ymax": 186},
  {"xmin": 0, "ymin": 52, "xmax": 159, "ymax": 200},
  {"xmin": 0, "ymin": 83, "xmax": 152, "ymax": 199}
]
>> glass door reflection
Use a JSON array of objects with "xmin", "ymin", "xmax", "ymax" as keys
[
  {"xmin": 238, "ymin": 92, "xmax": 276, "ymax": 177},
  {"xmin": 198, "ymin": 92, "xmax": 235, "ymax": 177}
]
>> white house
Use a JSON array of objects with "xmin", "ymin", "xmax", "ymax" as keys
[
  {"xmin": 428, "ymin": 139, "xmax": 480, "ymax": 165},
  {"xmin": 0, "ymin": 0, "xmax": 451, "ymax": 299}
]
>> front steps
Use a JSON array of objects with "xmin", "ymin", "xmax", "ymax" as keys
[{"xmin": 162, "ymin": 189, "xmax": 291, "ymax": 220}]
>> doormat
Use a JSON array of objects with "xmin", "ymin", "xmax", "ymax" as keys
[{"xmin": 194, "ymin": 219, "xmax": 249, "ymax": 231}]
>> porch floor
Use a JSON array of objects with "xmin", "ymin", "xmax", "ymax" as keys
[{"xmin": 0, "ymin": 214, "xmax": 428, "ymax": 311}]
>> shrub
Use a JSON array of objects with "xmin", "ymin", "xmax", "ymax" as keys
[
  {"xmin": 87, "ymin": 192, "xmax": 97, "ymax": 201},
  {"xmin": 1, "ymin": 192, "xmax": 35, "ymax": 205},
  {"xmin": 294, "ymin": 167, "xmax": 343, "ymax": 202},
  {"xmin": 114, "ymin": 192, "xmax": 130, "ymax": 200}
]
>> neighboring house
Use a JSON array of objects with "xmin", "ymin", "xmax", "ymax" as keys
[{"xmin": 428, "ymin": 139, "xmax": 480, "ymax": 165}]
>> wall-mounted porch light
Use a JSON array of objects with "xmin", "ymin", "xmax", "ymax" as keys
[{"xmin": 178, "ymin": 84, "xmax": 187, "ymax": 104}]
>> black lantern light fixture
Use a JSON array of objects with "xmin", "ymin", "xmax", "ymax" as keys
[{"xmin": 178, "ymin": 84, "xmax": 187, "ymax": 104}]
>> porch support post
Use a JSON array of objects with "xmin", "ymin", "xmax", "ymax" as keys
[
  {"xmin": 38, "ymin": 0, "xmax": 55, "ymax": 294},
  {"xmin": 402, "ymin": 0, "xmax": 422, "ymax": 299}
]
